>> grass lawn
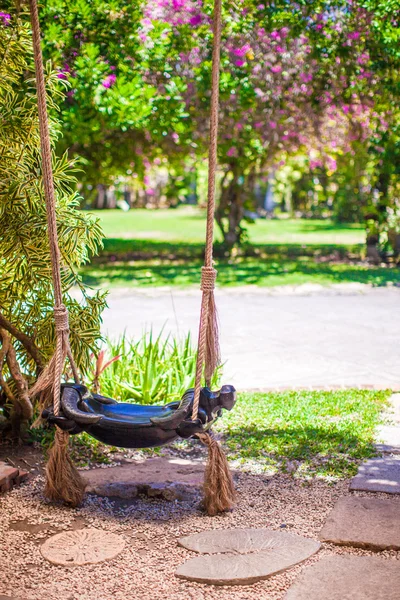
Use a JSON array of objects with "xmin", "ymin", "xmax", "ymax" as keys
[
  {"xmin": 216, "ymin": 388, "xmax": 390, "ymax": 478},
  {"xmin": 95, "ymin": 207, "xmax": 365, "ymax": 246},
  {"xmin": 81, "ymin": 207, "xmax": 400, "ymax": 288},
  {"xmin": 82, "ymin": 256, "xmax": 398, "ymax": 288}
]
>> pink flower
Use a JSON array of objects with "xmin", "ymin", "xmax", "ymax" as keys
[
  {"xmin": 254, "ymin": 122, "xmax": 263, "ymax": 128},
  {"xmin": 270, "ymin": 65, "xmax": 282, "ymax": 74},
  {"xmin": 310, "ymin": 159, "xmax": 323, "ymax": 170},
  {"xmin": 102, "ymin": 74, "xmax": 117, "ymax": 88},
  {"xmin": 254, "ymin": 87, "xmax": 264, "ymax": 97},
  {"xmin": 269, "ymin": 121, "xmax": 277, "ymax": 129},
  {"xmin": 235, "ymin": 59, "xmax": 246, "ymax": 67},
  {"xmin": 190, "ymin": 15, "xmax": 202, "ymax": 26},
  {"xmin": 227, "ymin": 147, "xmax": 238, "ymax": 157},
  {"xmin": 270, "ymin": 31, "xmax": 280, "ymax": 40},
  {"xmin": 0, "ymin": 12, "xmax": 11, "ymax": 25},
  {"xmin": 348, "ymin": 31, "xmax": 360, "ymax": 40},
  {"xmin": 300, "ymin": 73, "xmax": 313, "ymax": 83},
  {"xmin": 357, "ymin": 53, "xmax": 369, "ymax": 65},
  {"xmin": 327, "ymin": 157, "xmax": 337, "ymax": 171},
  {"xmin": 233, "ymin": 44, "xmax": 251, "ymax": 57},
  {"xmin": 276, "ymin": 45, "xmax": 285, "ymax": 53}
]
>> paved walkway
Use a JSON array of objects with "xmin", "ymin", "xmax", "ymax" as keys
[{"xmin": 101, "ymin": 285, "xmax": 400, "ymax": 390}]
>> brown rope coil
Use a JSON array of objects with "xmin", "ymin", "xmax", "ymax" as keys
[
  {"xmin": 200, "ymin": 266, "xmax": 217, "ymax": 292},
  {"xmin": 54, "ymin": 305, "xmax": 69, "ymax": 333}
]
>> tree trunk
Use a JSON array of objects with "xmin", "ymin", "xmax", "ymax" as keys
[
  {"xmin": 215, "ymin": 169, "xmax": 247, "ymax": 251},
  {"xmin": 95, "ymin": 184, "xmax": 106, "ymax": 209}
]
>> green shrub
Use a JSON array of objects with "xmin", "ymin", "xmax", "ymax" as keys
[{"xmin": 96, "ymin": 332, "xmax": 221, "ymax": 404}]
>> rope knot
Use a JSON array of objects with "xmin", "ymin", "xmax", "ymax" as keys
[
  {"xmin": 201, "ymin": 266, "xmax": 217, "ymax": 292},
  {"xmin": 54, "ymin": 304, "xmax": 69, "ymax": 333}
]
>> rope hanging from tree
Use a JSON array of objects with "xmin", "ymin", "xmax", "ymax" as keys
[
  {"xmin": 29, "ymin": 0, "xmax": 85, "ymax": 506},
  {"xmin": 191, "ymin": 0, "xmax": 235, "ymax": 515},
  {"xmin": 28, "ymin": 0, "xmax": 234, "ymax": 514}
]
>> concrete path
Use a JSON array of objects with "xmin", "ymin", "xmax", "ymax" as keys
[{"xmin": 101, "ymin": 285, "xmax": 400, "ymax": 390}]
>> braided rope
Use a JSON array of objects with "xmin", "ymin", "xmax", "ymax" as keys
[
  {"xmin": 192, "ymin": 0, "xmax": 222, "ymax": 421},
  {"xmin": 29, "ymin": 0, "xmax": 79, "ymax": 415}
]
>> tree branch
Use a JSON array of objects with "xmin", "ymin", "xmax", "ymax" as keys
[
  {"xmin": 0, "ymin": 330, "xmax": 15, "ymax": 404},
  {"xmin": 0, "ymin": 310, "xmax": 44, "ymax": 370},
  {"xmin": 5, "ymin": 335, "xmax": 33, "ymax": 420}
]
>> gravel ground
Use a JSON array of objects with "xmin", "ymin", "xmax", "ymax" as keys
[{"xmin": 1, "ymin": 460, "xmax": 400, "ymax": 600}]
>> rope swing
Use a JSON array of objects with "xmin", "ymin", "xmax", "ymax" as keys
[
  {"xmin": 29, "ymin": 0, "xmax": 234, "ymax": 514},
  {"xmin": 190, "ymin": 0, "xmax": 235, "ymax": 515},
  {"xmin": 29, "ymin": 0, "xmax": 86, "ymax": 506}
]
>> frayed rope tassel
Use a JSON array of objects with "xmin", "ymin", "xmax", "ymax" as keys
[
  {"xmin": 29, "ymin": 306, "xmax": 85, "ymax": 507},
  {"xmin": 198, "ymin": 431, "xmax": 236, "ymax": 516},
  {"xmin": 44, "ymin": 428, "xmax": 86, "ymax": 507}
]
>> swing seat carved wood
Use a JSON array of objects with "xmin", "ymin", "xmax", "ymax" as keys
[{"xmin": 42, "ymin": 383, "xmax": 236, "ymax": 448}]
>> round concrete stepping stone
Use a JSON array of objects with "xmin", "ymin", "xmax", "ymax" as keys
[
  {"xmin": 319, "ymin": 496, "xmax": 400, "ymax": 550},
  {"xmin": 284, "ymin": 556, "xmax": 400, "ymax": 600},
  {"xmin": 41, "ymin": 528, "xmax": 125, "ymax": 566},
  {"xmin": 176, "ymin": 529, "xmax": 320, "ymax": 586}
]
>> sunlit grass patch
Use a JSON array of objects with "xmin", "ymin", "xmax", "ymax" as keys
[{"xmin": 218, "ymin": 389, "xmax": 390, "ymax": 478}]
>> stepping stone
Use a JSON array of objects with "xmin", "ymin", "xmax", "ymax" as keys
[
  {"xmin": 176, "ymin": 529, "xmax": 320, "ymax": 586},
  {"xmin": 284, "ymin": 556, "xmax": 400, "ymax": 600},
  {"xmin": 83, "ymin": 457, "xmax": 204, "ymax": 501},
  {"xmin": 41, "ymin": 529, "xmax": 125, "ymax": 566},
  {"xmin": 0, "ymin": 461, "xmax": 28, "ymax": 493},
  {"xmin": 350, "ymin": 456, "xmax": 400, "ymax": 494},
  {"xmin": 319, "ymin": 496, "xmax": 400, "ymax": 550}
]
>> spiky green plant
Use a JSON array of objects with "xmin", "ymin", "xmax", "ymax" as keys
[
  {"xmin": 0, "ymin": 7, "xmax": 106, "ymax": 434},
  {"xmin": 98, "ymin": 332, "xmax": 221, "ymax": 405}
]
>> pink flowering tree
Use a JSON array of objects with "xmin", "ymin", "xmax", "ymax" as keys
[
  {"xmin": 140, "ymin": 0, "xmax": 381, "ymax": 247},
  {"xmin": 38, "ymin": 0, "xmax": 399, "ymax": 251}
]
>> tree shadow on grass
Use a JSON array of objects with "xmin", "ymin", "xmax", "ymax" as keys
[
  {"xmin": 223, "ymin": 425, "xmax": 377, "ymax": 477},
  {"xmin": 101, "ymin": 238, "xmax": 362, "ymax": 260},
  {"xmin": 82, "ymin": 257, "xmax": 399, "ymax": 288}
]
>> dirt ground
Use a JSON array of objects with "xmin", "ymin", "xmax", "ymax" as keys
[{"xmin": 1, "ymin": 445, "xmax": 399, "ymax": 600}]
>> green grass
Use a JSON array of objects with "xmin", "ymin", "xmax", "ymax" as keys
[
  {"xmin": 80, "ymin": 207, "xmax": 399, "ymax": 288},
  {"xmin": 82, "ymin": 256, "xmax": 399, "ymax": 288},
  {"xmin": 217, "ymin": 389, "xmax": 390, "ymax": 478},
  {"xmin": 95, "ymin": 207, "xmax": 365, "ymax": 246}
]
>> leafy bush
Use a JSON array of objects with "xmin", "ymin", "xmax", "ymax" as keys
[
  {"xmin": 97, "ymin": 332, "xmax": 221, "ymax": 404},
  {"xmin": 0, "ymin": 8, "xmax": 105, "ymax": 434}
]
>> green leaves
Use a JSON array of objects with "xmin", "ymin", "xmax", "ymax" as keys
[
  {"xmin": 0, "ymin": 11, "xmax": 106, "ymax": 383},
  {"xmin": 98, "ymin": 332, "xmax": 221, "ymax": 405}
]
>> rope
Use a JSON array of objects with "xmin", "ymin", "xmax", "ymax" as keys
[
  {"xmin": 29, "ymin": 0, "xmax": 79, "ymax": 415},
  {"xmin": 192, "ymin": 0, "xmax": 222, "ymax": 421}
]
